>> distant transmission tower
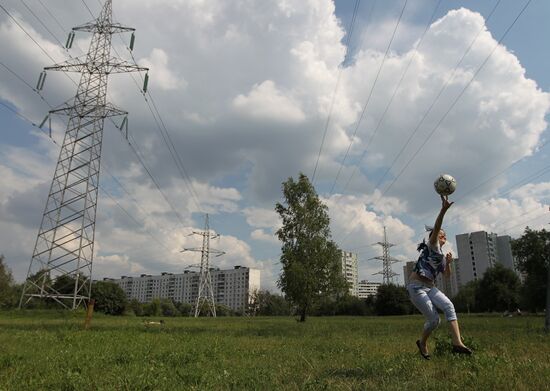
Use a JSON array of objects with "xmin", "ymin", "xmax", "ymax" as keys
[
  {"xmin": 370, "ymin": 226, "xmax": 400, "ymax": 284},
  {"xmin": 19, "ymin": 0, "xmax": 148, "ymax": 309},
  {"xmin": 182, "ymin": 214, "xmax": 225, "ymax": 317}
]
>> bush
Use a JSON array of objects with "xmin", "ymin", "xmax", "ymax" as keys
[
  {"xmin": 375, "ymin": 284, "xmax": 413, "ymax": 316},
  {"xmin": 252, "ymin": 291, "xmax": 292, "ymax": 316},
  {"xmin": 453, "ymin": 280, "xmax": 479, "ymax": 313},
  {"xmin": 336, "ymin": 295, "xmax": 370, "ymax": 316},
  {"xmin": 476, "ymin": 264, "xmax": 521, "ymax": 312},
  {"xmin": 91, "ymin": 281, "xmax": 127, "ymax": 315},
  {"xmin": 215, "ymin": 304, "xmax": 235, "ymax": 317},
  {"xmin": 160, "ymin": 298, "xmax": 179, "ymax": 316},
  {"xmin": 143, "ymin": 299, "xmax": 161, "ymax": 317},
  {"xmin": 128, "ymin": 299, "xmax": 142, "ymax": 316},
  {"xmin": 175, "ymin": 302, "xmax": 193, "ymax": 316}
]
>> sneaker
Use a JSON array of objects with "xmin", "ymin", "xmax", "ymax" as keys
[
  {"xmin": 452, "ymin": 345, "xmax": 473, "ymax": 355},
  {"xmin": 416, "ymin": 340, "xmax": 430, "ymax": 360}
]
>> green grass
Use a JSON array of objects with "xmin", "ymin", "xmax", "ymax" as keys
[{"xmin": 0, "ymin": 311, "xmax": 548, "ymax": 390}]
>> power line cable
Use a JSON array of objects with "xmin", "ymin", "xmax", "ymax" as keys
[
  {"xmin": 0, "ymin": 61, "xmax": 54, "ymax": 111},
  {"xmin": 0, "ymin": 100, "xmax": 40, "ymax": 127},
  {"xmin": 334, "ymin": 0, "xmax": 532, "ymax": 248},
  {"xmin": 447, "ymin": 161, "xmax": 550, "ymax": 226},
  {"xmin": 341, "ymin": 0, "xmax": 443, "ymax": 193},
  {"xmin": 125, "ymin": 132, "xmax": 189, "ymax": 227},
  {"xmin": 499, "ymin": 207, "xmax": 549, "ymax": 234},
  {"xmin": 378, "ymin": 0, "xmax": 529, "ymax": 199},
  {"xmin": 311, "ymin": 0, "xmax": 361, "ymax": 183},
  {"xmin": 91, "ymin": 0, "xmax": 205, "ymax": 215},
  {"xmin": 145, "ymin": 90, "xmax": 204, "ymax": 213},
  {"xmin": 0, "ymin": 3, "xmax": 57, "ymax": 63},
  {"xmin": 456, "ymin": 139, "xmax": 550, "ymax": 202},
  {"xmin": 333, "ymin": 0, "xmax": 531, "ymax": 248},
  {"xmin": 20, "ymin": 0, "xmax": 66, "ymax": 49},
  {"xmin": 37, "ymin": 0, "xmax": 67, "ymax": 35},
  {"xmin": 0, "ymin": 16, "xmax": 185, "ymax": 250},
  {"xmin": 371, "ymin": 0, "xmax": 502, "ymax": 192},
  {"xmin": 329, "ymin": 0, "xmax": 409, "ymax": 194},
  {"xmin": 493, "ymin": 204, "xmax": 549, "ymax": 232},
  {"xmin": 0, "ymin": 100, "xmax": 173, "ymax": 254},
  {"xmin": 442, "ymin": 140, "xmax": 550, "ymax": 227},
  {"xmin": 31, "ymin": 0, "xmax": 205, "ymax": 239},
  {"xmin": 67, "ymin": 0, "xmax": 197, "ymax": 227},
  {"xmin": 80, "ymin": 0, "xmax": 95, "ymax": 18},
  {"xmin": 0, "ymin": 3, "xmax": 80, "ymax": 87}
]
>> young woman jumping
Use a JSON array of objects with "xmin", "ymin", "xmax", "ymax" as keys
[{"xmin": 407, "ymin": 195, "xmax": 472, "ymax": 359}]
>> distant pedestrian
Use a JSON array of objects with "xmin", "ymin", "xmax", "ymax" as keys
[{"xmin": 407, "ymin": 195, "xmax": 472, "ymax": 359}]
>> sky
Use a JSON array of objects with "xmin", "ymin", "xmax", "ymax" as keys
[{"xmin": 1, "ymin": 0, "xmax": 549, "ymax": 292}]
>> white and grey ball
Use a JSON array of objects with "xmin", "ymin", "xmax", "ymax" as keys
[{"xmin": 434, "ymin": 174, "xmax": 457, "ymax": 196}]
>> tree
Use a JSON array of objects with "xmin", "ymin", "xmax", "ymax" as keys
[
  {"xmin": 160, "ymin": 298, "xmax": 178, "ymax": 316},
  {"xmin": 143, "ymin": 298, "xmax": 162, "ymax": 317},
  {"xmin": 129, "ymin": 299, "xmax": 144, "ymax": 316},
  {"xmin": 19, "ymin": 269, "xmax": 53, "ymax": 309},
  {"xmin": 0, "ymin": 255, "xmax": 17, "ymax": 309},
  {"xmin": 452, "ymin": 280, "xmax": 479, "ymax": 313},
  {"xmin": 215, "ymin": 304, "xmax": 234, "ymax": 317},
  {"xmin": 251, "ymin": 290, "xmax": 291, "ymax": 316},
  {"xmin": 374, "ymin": 284, "xmax": 413, "ymax": 316},
  {"xmin": 335, "ymin": 295, "xmax": 370, "ymax": 316},
  {"xmin": 175, "ymin": 302, "xmax": 193, "ymax": 316},
  {"xmin": 512, "ymin": 228, "xmax": 550, "ymax": 331},
  {"xmin": 476, "ymin": 264, "xmax": 521, "ymax": 312},
  {"xmin": 52, "ymin": 274, "xmax": 77, "ymax": 295},
  {"xmin": 276, "ymin": 173, "xmax": 348, "ymax": 322},
  {"xmin": 91, "ymin": 281, "xmax": 128, "ymax": 315}
]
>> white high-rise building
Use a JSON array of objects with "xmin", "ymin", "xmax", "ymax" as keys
[
  {"xmin": 455, "ymin": 231, "xmax": 517, "ymax": 288},
  {"xmin": 435, "ymin": 258, "xmax": 460, "ymax": 297},
  {"xmin": 341, "ymin": 251, "xmax": 358, "ymax": 296},
  {"xmin": 496, "ymin": 235, "xmax": 516, "ymax": 271},
  {"xmin": 357, "ymin": 280, "xmax": 381, "ymax": 299},
  {"xmin": 403, "ymin": 261, "xmax": 415, "ymax": 287},
  {"xmin": 110, "ymin": 266, "xmax": 260, "ymax": 312}
]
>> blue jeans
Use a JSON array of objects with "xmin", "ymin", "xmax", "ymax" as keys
[{"xmin": 407, "ymin": 282, "xmax": 457, "ymax": 333}]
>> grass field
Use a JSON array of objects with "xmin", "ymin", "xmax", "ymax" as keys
[{"xmin": 0, "ymin": 311, "xmax": 548, "ymax": 390}]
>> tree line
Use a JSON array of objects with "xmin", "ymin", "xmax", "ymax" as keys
[
  {"xmin": 1, "ymin": 174, "xmax": 548, "ymax": 323},
  {"xmin": 0, "ymin": 252, "xmax": 546, "ymax": 317}
]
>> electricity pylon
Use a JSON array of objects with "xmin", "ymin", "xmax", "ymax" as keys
[
  {"xmin": 19, "ymin": 0, "xmax": 148, "ymax": 309},
  {"xmin": 370, "ymin": 226, "xmax": 400, "ymax": 284},
  {"xmin": 182, "ymin": 214, "xmax": 225, "ymax": 317}
]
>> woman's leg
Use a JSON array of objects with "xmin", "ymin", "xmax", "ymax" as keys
[
  {"xmin": 448, "ymin": 320, "xmax": 464, "ymax": 346},
  {"xmin": 408, "ymin": 284, "xmax": 440, "ymax": 352},
  {"xmin": 428, "ymin": 288, "xmax": 467, "ymax": 347}
]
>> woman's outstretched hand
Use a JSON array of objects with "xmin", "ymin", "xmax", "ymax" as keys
[
  {"xmin": 445, "ymin": 252, "xmax": 453, "ymax": 263},
  {"xmin": 441, "ymin": 194, "xmax": 454, "ymax": 211}
]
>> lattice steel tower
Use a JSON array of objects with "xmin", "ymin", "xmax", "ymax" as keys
[
  {"xmin": 19, "ymin": 0, "xmax": 148, "ymax": 309},
  {"xmin": 370, "ymin": 226, "xmax": 400, "ymax": 284},
  {"xmin": 182, "ymin": 214, "xmax": 225, "ymax": 317}
]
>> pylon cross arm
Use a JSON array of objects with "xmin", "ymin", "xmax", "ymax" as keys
[
  {"xmin": 45, "ymin": 59, "xmax": 147, "ymax": 74},
  {"xmin": 73, "ymin": 22, "xmax": 135, "ymax": 34},
  {"xmin": 49, "ymin": 103, "xmax": 128, "ymax": 119},
  {"xmin": 103, "ymin": 58, "xmax": 148, "ymax": 74}
]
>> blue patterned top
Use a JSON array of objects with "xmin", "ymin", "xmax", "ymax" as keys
[{"xmin": 413, "ymin": 240, "xmax": 446, "ymax": 281}]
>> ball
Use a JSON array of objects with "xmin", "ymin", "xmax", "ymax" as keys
[{"xmin": 434, "ymin": 174, "xmax": 457, "ymax": 196}]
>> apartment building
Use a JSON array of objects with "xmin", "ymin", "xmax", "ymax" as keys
[
  {"xmin": 110, "ymin": 266, "xmax": 260, "ymax": 312},
  {"xmin": 357, "ymin": 280, "xmax": 381, "ymax": 299},
  {"xmin": 455, "ymin": 231, "xmax": 516, "ymax": 288},
  {"xmin": 341, "ymin": 251, "xmax": 359, "ymax": 297}
]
